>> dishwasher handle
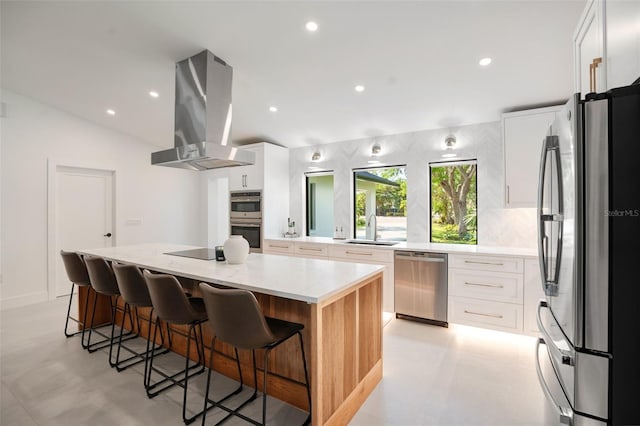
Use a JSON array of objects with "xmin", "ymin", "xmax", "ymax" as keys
[{"xmin": 395, "ymin": 252, "xmax": 446, "ymax": 262}]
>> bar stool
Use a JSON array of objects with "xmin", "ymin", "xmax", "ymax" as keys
[
  {"xmin": 142, "ymin": 270, "xmax": 210, "ymax": 424},
  {"xmin": 59, "ymin": 250, "xmax": 92, "ymax": 339},
  {"xmin": 198, "ymin": 283, "xmax": 312, "ymax": 426},
  {"xmin": 111, "ymin": 262, "xmax": 170, "ymax": 374},
  {"xmin": 83, "ymin": 256, "xmax": 137, "ymax": 359}
]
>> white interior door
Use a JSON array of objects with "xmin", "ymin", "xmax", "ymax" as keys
[{"xmin": 55, "ymin": 166, "xmax": 114, "ymax": 297}]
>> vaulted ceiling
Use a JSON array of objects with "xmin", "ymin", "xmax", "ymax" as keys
[{"xmin": 1, "ymin": 1, "xmax": 584, "ymax": 148}]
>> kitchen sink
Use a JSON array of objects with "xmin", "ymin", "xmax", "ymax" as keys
[{"xmin": 344, "ymin": 240, "xmax": 399, "ymax": 246}]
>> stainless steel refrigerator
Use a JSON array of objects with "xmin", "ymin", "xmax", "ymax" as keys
[{"xmin": 536, "ymin": 84, "xmax": 640, "ymax": 426}]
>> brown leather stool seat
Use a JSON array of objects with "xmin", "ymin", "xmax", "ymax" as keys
[{"xmin": 198, "ymin": 284, "xmax": 311, "ymax": 426}]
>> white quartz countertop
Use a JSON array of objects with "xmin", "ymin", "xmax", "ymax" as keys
[
  {"xmin": 266, "ymin": 236, "xmax": 538, "ymax": 257},
  {"xmin": 77, "ymin": 243, "xmax": 384, "ymax": 304}
]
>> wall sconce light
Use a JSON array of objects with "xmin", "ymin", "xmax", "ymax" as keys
[
  {"xmin": 311, "ymin": 151, "xmax": 321, "ymax": 162},
  {"xmin": 444, "ymin": 135, "xmax": 456, "ymax": 150},
  {"xmin": 371, "ymin": 143, "xmax": 382, "ymax": 156},
  {"xmin": 442, "ymin": 135, "xmax": 457, "ymax": 158}
]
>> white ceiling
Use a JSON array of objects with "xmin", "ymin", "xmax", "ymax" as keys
[{"xmin": 1, "ymin": 1, "xmax": 585, "ymax": 149}]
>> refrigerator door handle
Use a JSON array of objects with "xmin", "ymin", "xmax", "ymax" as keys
[
  {"xmin": 537, "ymin": 300, "xmax": 575, "ymax": 366},
  {"xmin": 537, "ymin": 134, "xmax": 564, "ymax": 296},
  {"xmin": 535, "ymin": 337, "xmax": 574, "ymax": 426}
]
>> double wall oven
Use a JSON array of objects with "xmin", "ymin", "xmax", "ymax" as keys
[{"xmin": 230, "ymin": 191, "xmax": 262, "ymax": 252}]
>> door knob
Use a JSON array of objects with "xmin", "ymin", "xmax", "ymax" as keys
[{"xmin": 103, "ymin": 233, "xmax": 112, "ymax": 237}]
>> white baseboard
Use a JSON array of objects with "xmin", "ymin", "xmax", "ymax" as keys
[{"xmin": 0, "ymin": 291, "xmax": 49, "ymax": 310}]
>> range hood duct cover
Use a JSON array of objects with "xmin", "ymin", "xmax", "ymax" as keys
[{"xmin": 151, "ymin": 50, "xmax": 255, "ymax": 170}]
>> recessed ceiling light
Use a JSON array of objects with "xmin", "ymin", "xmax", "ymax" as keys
[
  {"xmin": 106, "ymin": 109, "xmax": 116, "ymax": 116},
  {"xmin": 305, "ymin": 21, "xmax": 318, "ymax": 32},
  {"xmin": 442, "ymin": 153, "xmax": 457, "ymax": 158},
  {"xmin": 368, "ymin": 160, "xmax": 381, "ymax": 164},
  {"xmin": 149, "ymin": 90, "xmax": 159, "ymax": 98},
  {"xmin": 269, "ymin": 106, "xmax": 278, "ymax": 112},
  {"xmin": 479, "ymin": 57, "xmax": 492, "ymax": 66},
  {"xmin": 354, "ymin": 85, "xmax": 365, "ymax": 93}
]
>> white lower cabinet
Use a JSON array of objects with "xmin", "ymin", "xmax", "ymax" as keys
[
  {"xmin": 449, "ymin": 269, "xmax": 523, "ymax": 304},
  {"xmin": 449, "ymin": 297, "xmax": 523, "ymax": 332},
  {"xmin": 448, "ymin": 253, "xmax": 526, "ymax": 333},
  {"xmin": 263, "ymin": 240, "xmax": 295, "ymax": 255},
  {"xmin": 294, "ymin": 242, "xmax": 328, "ymax": 258}
]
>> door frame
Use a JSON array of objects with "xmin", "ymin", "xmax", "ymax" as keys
[{"xmin": 47, "ymin": 158, "xmax": 116, "ymax": 300}]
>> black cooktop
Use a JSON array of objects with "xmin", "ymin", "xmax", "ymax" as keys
[{"xmin": 165, "ymin": 248, "xmax": 216, "ymax": 261}]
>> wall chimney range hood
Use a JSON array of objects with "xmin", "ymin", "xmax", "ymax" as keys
[{"xmin": 151, "ymin": 50, "xmax": 255, "ymax": 170}]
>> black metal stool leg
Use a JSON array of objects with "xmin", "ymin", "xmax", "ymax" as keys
[
  {"xmin": 183, "ymin": 323, "xmax": 207, "ymax": 424},
  {"xmin": 201, "ymin": 342, "xmax": 245, "ymax": 426},
  {"xmin": 64, "ymin": 283, "xmax": 79, "ymax": 337},
  {"xmin": 262, "ymin": 349, "xmax": 271, "ymax": 426}
]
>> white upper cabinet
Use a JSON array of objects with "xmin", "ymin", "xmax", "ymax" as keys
[
  {"xmin": 502, "ymin": 106, "xmax": 560, "ymax": 208},
  {"xmin": 574, "ymin": 0, "xmax": 606, "ymax": 95},
  {"xmin": 605, "ymin": 0, "xmax": 640, "ymax": 89},
  {"xmin": 574, "ymin": 0, "xmax": 640, "ymax": 95},
  {"xmin": 228, "ymin": 145, "xmax": 265, "ymax": 191}
]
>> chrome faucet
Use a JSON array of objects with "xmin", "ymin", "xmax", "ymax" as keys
[{"xmin": 367, "ymin": 214, "xmax": 378, "ymax": 241}]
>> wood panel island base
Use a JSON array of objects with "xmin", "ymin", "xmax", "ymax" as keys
[{"xmin": 77, "ymin": 243, "xmax": 383, "ymax": 425}]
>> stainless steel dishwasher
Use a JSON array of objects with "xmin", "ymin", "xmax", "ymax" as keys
[{"xmin": 395, "ymin": 251, "xmax": 448, "ymax": 326}]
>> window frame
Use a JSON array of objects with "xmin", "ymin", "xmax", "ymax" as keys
[
  {"xmin": 352, "ymin": 164, "xmax": 407, "ymax": 241},
  {"xmin": 304, "ymin": 170, "xmax": 335, "ymax": 237},
  {"xmin": 428, "ymin": 159, "xmax": 478, "ymax": 245}
]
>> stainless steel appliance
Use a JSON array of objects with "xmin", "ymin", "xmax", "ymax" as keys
[
  {"xmin": 151, "ymin": 50, "xmax": 255, "ymax": 170},
  {"xmin": 536, "ymin": 84, "xmax": 640, "ymax": 426},
  {"xmin": 230, "ymin": 219, "xmax": 262, "ymax": 253},
  {"xmin": 230, "ymin": 191, "xmax": 262, "ymax": 253},
  {"xmin": 394, "ymin": 251, "xmax": 448, "ymax": 327},
  {"xmin": 230, "ymin": 191, "xmax": 262, "ymax": 220}
]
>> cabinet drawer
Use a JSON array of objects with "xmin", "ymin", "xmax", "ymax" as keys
[
  {"xmin": 263, "ymin": 240, "xmax": 294, "ymax": 254},
  {"xmin": 294, "ymin": 242, "xmax": 328, "ymax": 257},
  {"xmin": 328, "ymin": 245, "xmax": 393, "ymax": 263},
  {"xmin": 449, "ymin": 254, "xmax": 523, "ymax": 274},
  {"xmin": 449, "ymin": 269, "xmax": 523, "ymax": 304},
  {"xmin": 449, "ymin": 297, "xmax": 523, "ymax": 333}
]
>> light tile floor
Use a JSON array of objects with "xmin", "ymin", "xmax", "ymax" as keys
[{"xmin": 1, "ymin": 297, "xmax": 546, "ymax": 425}]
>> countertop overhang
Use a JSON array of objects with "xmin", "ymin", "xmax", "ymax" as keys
[{"xmin": 77, "ymin": 243, "xmax": 384, "ymax": 304}]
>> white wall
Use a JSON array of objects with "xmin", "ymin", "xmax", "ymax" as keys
[
  {"xmin": 289, "ymin": 122, "xmax": 537, "ymax": 248},
  {"xmin": 0, "ymin": 90, "xmax": 202, "ymax": 309}
]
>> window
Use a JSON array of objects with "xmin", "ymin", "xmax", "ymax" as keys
[
  {"xmin": 306, "ymin": 173, "xmax": 334, "ymax": 237},
  {"xmin": 429, "ymin": 160, "xmax": 477, "ymax": 244},
  {"xmin": 353, "ymin": 166, "xmax": 407, "ymax": 241}
]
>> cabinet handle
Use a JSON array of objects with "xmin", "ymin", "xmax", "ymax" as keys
[
  {"xmin": 464, "ymin": 310, "xmax": 504, "ymax": 319},
  {"xmin": 464, "ymin": 260, "xmax": 504, "ymax": 266},
  {"xmin": 299, "ymin": 247, "xmax": 322, "ymax": 252},
  {"xmin": 589, "ymin": 57, "xmax": 603, "ymax": 93},
  {"xmin": 506, "ymin": 185, "xmax": 510, "ymax": 204},
  {"xmin": 346, "ymin": 251, "xmax": 373, "ymax": 256},
  {"xmin": 464, "ymin": 281, "xmax": 504, "ymax": 289},
  {"xmin": 269, "ymin": 244, "xmax": 290, "ymax": 249}
]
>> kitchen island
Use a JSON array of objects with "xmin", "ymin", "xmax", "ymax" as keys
[{"xmin": 77, "ymin": 243, "xmax": 384, "ymax": 426}]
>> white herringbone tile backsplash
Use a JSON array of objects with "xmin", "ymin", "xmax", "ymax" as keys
[{"xmin": 289, "ymin": 121, "xmax": 537, "ymax": 249}]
